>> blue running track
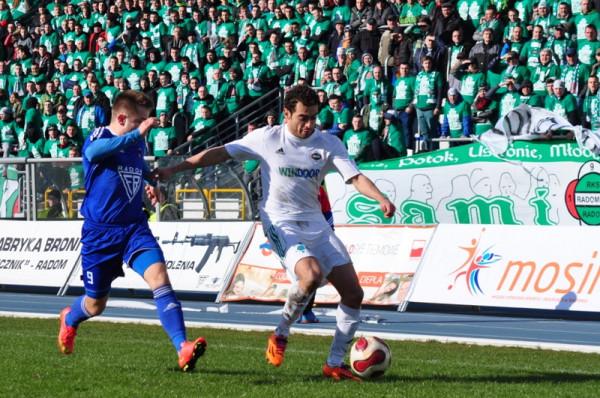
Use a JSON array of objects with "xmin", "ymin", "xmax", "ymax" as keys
[{"xmin": 1, "ymin": 292, "xmax": 600, "ymax": 353}]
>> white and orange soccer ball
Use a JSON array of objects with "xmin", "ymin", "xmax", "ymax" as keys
[{"xmin": 349, "ymin": 336, "xmax": 392, "ymax": 379}]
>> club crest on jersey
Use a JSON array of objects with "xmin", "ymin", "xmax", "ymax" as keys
[
  {"xmin": 117, "ymin": 165, "xmax": 143, "ymax": 202},
  {"xmin": 311, "ymin": 152, "xmax": 322, "ymax": 160}
]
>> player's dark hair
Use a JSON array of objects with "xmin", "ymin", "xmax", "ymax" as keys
[
  {"xmin": 284, "ymin": 85, "xmax": 319, "ymax": 113},
  {"xmin": 112, "ymin": 90, "xmax": 154, "ymax": 118}
]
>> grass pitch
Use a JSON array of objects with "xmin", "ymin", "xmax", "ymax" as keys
[{"xmin": 2, "ymin": 317, "xmax": 600, "ymax": 398}]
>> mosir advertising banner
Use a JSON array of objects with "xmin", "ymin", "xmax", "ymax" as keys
[
  {"xmin": 409, "ymin": 224, "xmax": 600, "ymax": 312},
  {"xmin": 325, "ymin": 141, "xmax": 600, "ymax": 226},
  {"xmin": 221, "ymin": 224, "xmax": 435, "ymax": 305},
  {"xmin": 69, "ymin": 222, "xmax": 254, "ymax": 293},
  {"xmin": 0, "ymin": 221, "xmax": 82, "ymax": 288}
]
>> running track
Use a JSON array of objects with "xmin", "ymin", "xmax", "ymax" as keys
[{"xmin": 1, "ymin": 292, "xmax": 600, "ymax": 353}]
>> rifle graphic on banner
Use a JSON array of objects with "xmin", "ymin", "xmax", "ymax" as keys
[{"xmin": 162, "ymin": 232, "xmax": 240, "ymax": 273}]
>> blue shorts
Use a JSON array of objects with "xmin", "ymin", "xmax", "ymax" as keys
[{"xmin": 81, "ymin": 220, "xmax": 165, "ymax": 298}]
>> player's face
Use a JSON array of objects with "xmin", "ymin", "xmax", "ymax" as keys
[{"xmin": 284, "ymin": 101, "xmax": 318, "ymax": 139}]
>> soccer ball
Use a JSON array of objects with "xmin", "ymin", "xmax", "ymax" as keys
[{"xmin": 349, "ymin": 336, "xmax": 392, "ymax": 379}]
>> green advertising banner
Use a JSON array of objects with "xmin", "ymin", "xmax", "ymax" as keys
[{"xmin": 325, "ymin": 141, "xmax": 600, "ymax": 226}]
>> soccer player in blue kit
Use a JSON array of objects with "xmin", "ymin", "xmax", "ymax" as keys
[{"xmin": 57, "ymin": 91, "xmax": 207, "ymax": 372}]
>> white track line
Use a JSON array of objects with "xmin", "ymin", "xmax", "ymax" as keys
[{"xmin": 2, "ymin": 310, "xmax": 600, "ymax": 355}]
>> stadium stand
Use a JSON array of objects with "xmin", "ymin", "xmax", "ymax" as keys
[{"xmin": 0, "ymin": 0, "xmax": 599, "ymax": 176}]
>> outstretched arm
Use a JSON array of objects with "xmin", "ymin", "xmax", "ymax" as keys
[
  {"xmin": 85, "ymin": 118, "xmax": 157, "ymax": 163},
  {"xmin": 154, "ymin": 146, "xmax": 232, "ymax": 181},
  {"xmin": 348, "ymin": 174, "xmax": 396, "ymax": 218},
  {"xmin": 85, "ymin": 129, "xmax": 142, "ymax": 163}
]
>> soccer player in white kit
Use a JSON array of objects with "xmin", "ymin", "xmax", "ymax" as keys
[{"xmin": 154, "ymin": 85, "xmax": 395, "ymax": 380}]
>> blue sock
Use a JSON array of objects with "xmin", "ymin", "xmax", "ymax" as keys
[
  {"xmin": 153, "ymin": 285, "xmax": 187, "ymax": 352},
  {"xmin": 65, "ymin": 295, "xmax": 91, "ymax": 328}
]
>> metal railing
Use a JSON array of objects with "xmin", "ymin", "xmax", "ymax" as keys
[
  {"xmin": 173, "ymin": 87, "xmax": 283, "ymax": 155},
  {"xmin": 0, "ymin": 152, "xmax": 265, "ymax": 222},
  {"xmin": 0, "ymin": 155, "xmax": 258, "ymax": 222},
  {"xmin": 165, "ymin": 88, "xmax": 283, "ymax": 220},
  {"xmin": 0, "ymin": 91, "xmax": 283, "ymax": 222}
]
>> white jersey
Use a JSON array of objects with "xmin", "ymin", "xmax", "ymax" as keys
[{"xmin": 225, "ymin": 124, "xmax": 360, "ymax": 222}]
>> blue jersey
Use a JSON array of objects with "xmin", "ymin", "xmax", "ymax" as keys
[{"xmin": 81, "ymin": 126, "xmax": 150, "ymax": 225}]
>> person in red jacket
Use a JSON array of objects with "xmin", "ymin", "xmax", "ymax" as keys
[{"xmin": 88, "ymin": 23, "xmax": 107, "ymax": 54}]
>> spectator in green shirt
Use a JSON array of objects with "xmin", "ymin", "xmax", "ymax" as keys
[
  {"xmin": 414, "ymin": 55, "xmax": 443, "ymax": 151},
  {"xmin": 65, "ymin": 124, "xmax": 83, "ymax": 149},
  {"xmin": 518, "ymin": 79, "xmax": 545, "ymax": 107},
  {"xmin": 393, "ymin": 62, "xmax": 416, "ymax": 151},
  {"xmin": 156, "ymin": 71, "xmax": 178, "ymax": 119},
  {"xmin": 217, "ymin": 67, "xmax": 248, "ymax": 115},
  {"xmin": 343, "ymin": 114, "xmax": 374, "ymax": 163},
  {"xmin": 244, "ymin": 51, "xmax": 273, "ymax": 99},
  {"xmin": 381, "ymin": 110, "xmax": 407, "ymax": 158},
  {"xmin": 529, "ymin": 48, "xmax": 561, "ymax": 95},
  {"xmin": 452, "ymin": 57, "xmax": 487, "ymax": 105},
  {"xmin": 561, "ymin": 48, "xmax": 591, "ymax": 97},
  {"xmin": 55, "ymin": 134, "xmax": 71, "ymax": 158},
  {"xmin": 363, "ymin": 65, "xmax": 393, "ymax": 107},
  {"xmin": 66, "ymin": 145, "xmax": 84, "ymax": 194},
  {"xmin": 147, "ymin": 112, "xmax": 176, "ymax": 157},
  {"xmin": 25, "ymin": 125, "xmax": 45, "ymax": 159},
  {"xmin": 41, "ymin": 100, "xmax": 58, "ymax": 134},
  {"xmin": 582, "ymin": 75, "xmax": 600, "ymax": 130},
  {"xmin": 0, "ymin": 107, "xmax": 17, "ymax": 158},
  {"xmin": 545, "ymin": 79, "xmax": 580, "ymax": 125},
  {"xmin": 322, "ymin": 94, "xmax": 351, "ymax": 137},
  {"xmin": 496, "ymin": 77, "xmax": 522, "ymax": 117},
  {"xmin": 23, "ymin": 97, "xmax": 43, "ymax": 143},
  {"xmin": 43, "ymin": 124, "xmax": 60, "ymax": 158},
  {"xmin": 577, "ymin": 25, "xmax": 600, "ymax": 67},
  {"xmin": 190, "ymin": 105, "xmax": 217, "ymax": 147}
]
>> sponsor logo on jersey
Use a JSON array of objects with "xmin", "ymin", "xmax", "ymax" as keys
[
  {"xmin": 275, "ymin": 148, "xmax": 285, "ymax": 155},
  {"xmin": 117, "ymin": 165, "xmax": 143, "ymax": 202},
  {"xmin": 311, "ymin": 152, "xmax": 322, "ymax": 160},
  {"xmin": 278, "ymin": 166, "xmax": 320, "ymax": 179}
]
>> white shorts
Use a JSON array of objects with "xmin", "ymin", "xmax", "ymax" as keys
[{"xmin": 263, "ymin": 218, "xmax": 351, "ymax": 283}]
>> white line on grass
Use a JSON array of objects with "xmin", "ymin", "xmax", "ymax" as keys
[{"xmin": 3, "ymin": 310, "xmax": 600, "ymax": 355}]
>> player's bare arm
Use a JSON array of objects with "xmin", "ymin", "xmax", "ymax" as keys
[
  {"xmin": 349, "ymin": 174, "xmax": 396, "ymax": 218},
  {"xmin": 154, "ymin": 146, "xmax": 232, "ymax": 181}
]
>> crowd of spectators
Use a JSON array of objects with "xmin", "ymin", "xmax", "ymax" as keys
[{"xmin": 0, "ymin": 0, "xmax": 599, "ymax": 166}]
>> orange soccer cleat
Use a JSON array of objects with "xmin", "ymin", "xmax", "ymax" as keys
[
  {"xmin": 322, "ymin": 363, "xmax": 362, "ymax": 382},
  {"xmin": 178, "ymin": 337, "xmax": 207, "ymax": 372},
  {"xmin": 57, "ymin": 307, "xmax": 77, "ymax": 355},
  {"xmin": 265, "ymin": 333, "xmax": 288, "ymax": 367}
]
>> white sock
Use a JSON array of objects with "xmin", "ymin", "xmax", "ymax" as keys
[
  {"xmin": 275, "ymin": 284, "xmax": 311, "ymax": 337},
  {"xmin": 326, "ymin": 303, "xmax": 360, "ymax": 367}
]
